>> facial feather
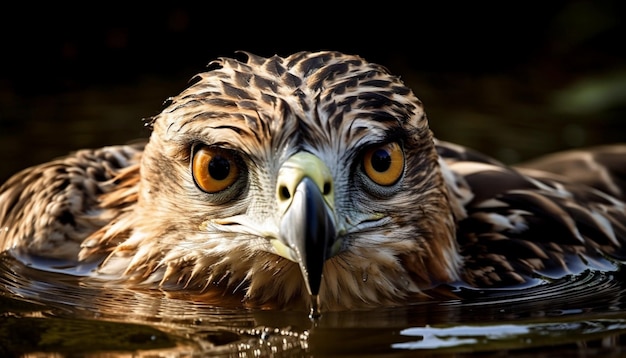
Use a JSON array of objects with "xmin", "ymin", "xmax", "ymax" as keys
[
  {"xmin": 85, "ymin": 51, "xmax": 459, "ymax": 309},
  {"xmin": 4, "ymin": 51, "xmax": 624, "ymax": 311}
]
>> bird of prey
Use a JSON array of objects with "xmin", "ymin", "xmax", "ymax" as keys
[{"xmin": 1, "ymin": 51, "xmax": 625, "ymax": 312}]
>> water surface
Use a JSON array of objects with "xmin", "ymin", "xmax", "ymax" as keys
[{"xmin": 1, "ymin": 253, "xmax": 625, "ymax": 356}]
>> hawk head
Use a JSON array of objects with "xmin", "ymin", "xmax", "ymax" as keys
[{"xmin": 99, "ymin": 51, "xmax": 461, "ymax": 310}]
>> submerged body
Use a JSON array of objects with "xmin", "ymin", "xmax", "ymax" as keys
[{"xmin": 0, "ymin": 51, "xmax": 625, "ymax": 311}]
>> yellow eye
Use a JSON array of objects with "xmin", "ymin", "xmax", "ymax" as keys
[
  {"xmin": 192, "ymin": 146, "xmax": 240, "ymax": 193},
  {"xmin": 362, "ymin": 142, "xmax": 404, "ymax": 186}
]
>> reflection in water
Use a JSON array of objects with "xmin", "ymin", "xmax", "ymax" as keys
[{"xmin": 1, "ymin": 253, "xmax": 626, "ymax": 356}]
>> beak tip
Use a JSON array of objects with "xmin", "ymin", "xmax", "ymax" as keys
[{"xmin": 280, "ymin": 177, "xmax": 336, "ymax": 299}]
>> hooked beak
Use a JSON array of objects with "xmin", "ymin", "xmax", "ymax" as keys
[{"xmin": 273, "ymin": 152, "xmax": 339, "ymax": 296}]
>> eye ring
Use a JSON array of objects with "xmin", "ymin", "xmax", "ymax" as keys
[
  {"xmin": 192, "ymin": 146, "xmax": 240, "ymax": 193},
  {"xmin": 362, "ymin": 142, "xmax": 404, "ymax": 186}
]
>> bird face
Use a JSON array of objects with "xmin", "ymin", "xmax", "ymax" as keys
[{"xmin": 119, "ymin": 51, "xmax": 461, "ymax": 310}]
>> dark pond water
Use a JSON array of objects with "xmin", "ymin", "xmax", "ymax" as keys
[
  {"xmin": 1, "ymin": 68, "xmax": 626, "ymax": 356},
  {"xmin": 1, "ymin": 252, "xmax": 626, "ymax": 356},
  {"xmin": 1, "ymin": 78, "xmax": 626, "ymax": 357},
  {"xmin": 1, "ymin": 18, "xmax": 626, "ymax": 354}
]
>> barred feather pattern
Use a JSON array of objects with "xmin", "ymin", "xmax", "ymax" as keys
[
  {"xmin": 0, "ymin": 144, "xmax": 142, "ymax": 262},
  {"xmin": 438, "ymin": 140, "xmax": 626, "ymax": 287},
  {"xmin": 1, "ymin": 51, "xmax": 625, "ymax": 310}
]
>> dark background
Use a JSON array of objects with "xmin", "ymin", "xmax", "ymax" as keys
[{"xmin": 1, "ymin": 2, "xmax": 625, "ymax": 183}]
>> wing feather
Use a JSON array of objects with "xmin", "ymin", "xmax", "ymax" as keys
[
  {"xmin": 438, "ymin": 141, "xmax": 626, "ymax": 287},
  {"xmin": 0, "ymin": 143, "xmax": 143, "ymax": 262}
]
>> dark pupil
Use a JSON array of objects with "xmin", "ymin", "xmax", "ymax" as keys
[
  {"xmin": 209, "ymin": 156, "xmax": 231, "ymax": 180},
  {"xmin": 371, "ymin": 149, "xmax": 391, "ymax": 172}
]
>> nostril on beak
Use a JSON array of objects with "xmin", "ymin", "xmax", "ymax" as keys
[
  {"xmin": 323, "ymin": 182, "xmax": 331, "ymax": 196},
  {"xmin": 279, "ymin": 185, "xmax": 291, "ymax": 201}
]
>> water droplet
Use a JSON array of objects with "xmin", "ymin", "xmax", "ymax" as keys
[{"xmin": 309, "ymin": 295, "xmax": 321, "ymax": 319}]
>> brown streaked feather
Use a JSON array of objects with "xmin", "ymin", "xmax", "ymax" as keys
[
  {"xmin": 0, "ymin": 51, "xmax": 625, "ymax": 311},
  {"xmin": 517, "ymin": 144, "xmax": 626, "ymax": 201},
  {"xmin": 0, "ymin": 143, "xmax": 143, "ymax": 262},
  {"xmin": 437, "ymin": 141, "xmax": 626, "ymax": 287},
  {"xmin": 78, "ymin": 158, "xmax": 142, "ymax": 260}
]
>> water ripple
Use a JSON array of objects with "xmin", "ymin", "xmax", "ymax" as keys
[{"xmin": 1, "ymin": 253, "xmax": 626, "ymax": 356}]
